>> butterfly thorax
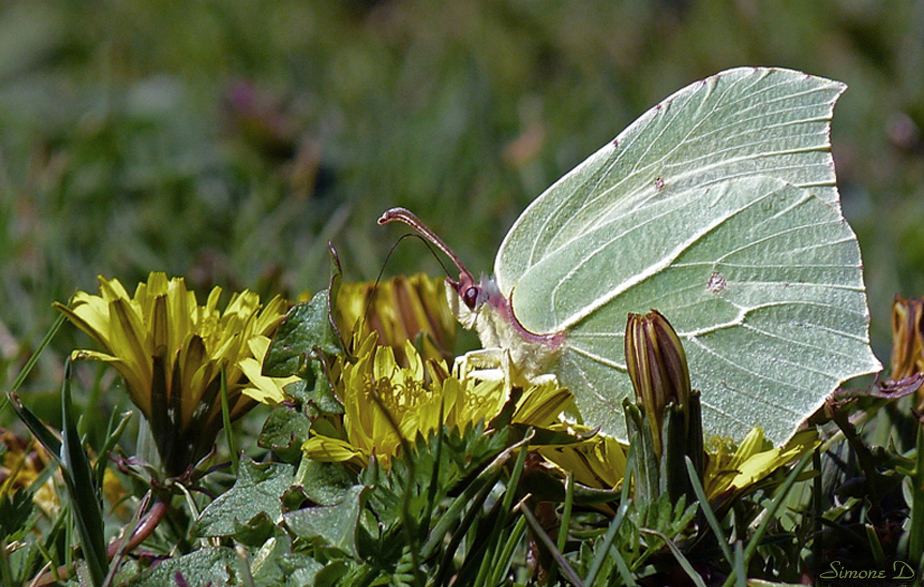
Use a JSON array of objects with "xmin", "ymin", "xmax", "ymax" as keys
[{"xmin": 446, "ymin": 274, "xmax": 565, "ymax": 380}]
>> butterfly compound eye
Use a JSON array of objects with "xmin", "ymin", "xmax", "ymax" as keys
[{"xmin": 462, "ymin": 286, "xmax": 479, "ymax": 310}]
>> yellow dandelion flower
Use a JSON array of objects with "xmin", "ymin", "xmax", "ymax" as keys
[
  {"xmin": 54, "ymin": 272, "xmax": 298, "ymax": 476},
  {"xmin": 539, "ymin": 426, "xmax": 816, "ymax": 504},
  {"xmin": 704, "ymin": 428, "xmax": 818, "ymax": 503},
  {"xmin": 334, "ymin": 274, "xmax": 456, "ymax": 366},
  {"xmin": 303, "ymin": 332, "xmax": 571, "ymax": 469},
  {"xmin": 891, "ymin": 296, "xmax": 924, "ymax": 381},
  {"xmin": 0, "ymin": 429, "xmax": 59, "ymax": 515},
  {"xmin": 539, "ymin": 433, "xmax": 628, "ymax": 490}
]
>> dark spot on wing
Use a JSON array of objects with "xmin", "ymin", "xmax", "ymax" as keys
[{"xmin": 707, "ymin": 271, "xmax": 727, "ymax": 294}]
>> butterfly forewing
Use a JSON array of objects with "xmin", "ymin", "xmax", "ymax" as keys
[
  {"xmin": 495, "ymin": 67, "xmax": 845, "ymax": 294},
  {"xmin": 491, "ymin": 68, "xmax": 880, "ymax": 444}
]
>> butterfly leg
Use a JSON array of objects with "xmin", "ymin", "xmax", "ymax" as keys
[
  {"xmin": 453, "ymin": 347, "xmax": 509, "ymax": 383},
  {"xmin": 454, "ymin": 347, "xmax": 559, "ymax": 388}
]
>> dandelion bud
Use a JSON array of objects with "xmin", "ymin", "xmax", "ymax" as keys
[
  {"xmin": 891, "ymin": 296, "xmax": 924, "ymax": 381},
  {"xmin": 624, "ymin": 310, "xmax": 703, "ymax": 507},
  {"xmin": 625, "ymin": 310, "xmax": 692, "ymax": 450},
  {"xmin": 891, "ymin": 296, "xmax": 924, "ymax": 411}
]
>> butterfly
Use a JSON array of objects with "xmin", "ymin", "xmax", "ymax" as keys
[{"xmin": 380, "ymin": 67, "xmax": 881, "ymax": 444}]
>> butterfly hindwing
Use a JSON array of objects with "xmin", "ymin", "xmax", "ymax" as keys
[{"xmin": 496, "ymin": 67, "xmax": 845, "ymax": 298}]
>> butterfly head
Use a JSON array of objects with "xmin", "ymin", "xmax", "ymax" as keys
[
  {"xmin": 450, "ymin": 267, "xmax": 495, "ymax": 310},
  {"xmin": 378, "ymin": 207, "xmax": 503, "ymax": 332},
  {"xmin": 378, "ymin": 207, "xmax": 565, "ymax": 358},
  {"xmin": 446, "ymin": 271, "xmax": 504, "ymax": 332}
]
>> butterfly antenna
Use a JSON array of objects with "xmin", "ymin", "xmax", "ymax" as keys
[
  {"xmin": 378, "ymin": 207, "xmax": 474, "ymax": 280},
  {"xmin": 379, "ymin": 233, "xmax": 455, "ymax": 281},
  {"xmin": 364, "ymin": 233, "xmax": 455, "ymax": 330},
  {"xmin": 326, "ymin": 243, "xmax": 348, "ymax": 352}
]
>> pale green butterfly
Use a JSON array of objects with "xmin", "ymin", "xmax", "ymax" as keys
[{"xmin": 380, "ymin": 67, "xmax": 881, "ymax": 445}]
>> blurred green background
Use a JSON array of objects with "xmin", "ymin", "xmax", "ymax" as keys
[{"xmin": 1, "ymin": 0, "xmax": 922, "ymax": 405}]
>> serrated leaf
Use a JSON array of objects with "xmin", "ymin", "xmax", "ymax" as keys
[
  {"xmin": 259, "ymin": 404, "xmax": 311, "ymax": 462},
  {"xmin": 194, "ymin": 459, "xmax": 294, "ymax": 538},
  {"xmin": 128, "ymin": 546, "xmax": 236, "ymax": 587},
  {"xmin": 295, "ymin": 459, "xmax": 356, "ymax": 506},
  {"xmin": 232, "ymin": 511, "xmax": 276, "ymax": 547},
  {"xmin": 286, "ymin": 368, "xmax": 344, "ymax": 416},
  {"xmin": 278, "ymin": 553, "xmax": 325, "ymax": 587},
  {"xmin": 264, "ymin": 290, "xmax": 340, "ymax": 378},
  {"xmin": 314, "ymin": 560, "xmax": 350, "ymax": 587},
  {"xmin": 283, "ymin": 485, "xmax": 368, "ymax": 558},
  {"xmin": 248, "ymin": 531, "xmax": 295, "ymax": 586}
]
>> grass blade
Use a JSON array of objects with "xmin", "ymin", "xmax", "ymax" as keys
[
  {"xmin": 1, "ymin": 313, "xmax": 66, "ymax": 414},
  {"xmin": 584, "ymin": 501, "xmax": 632, "ymax": 587},
  {"xmin": 487, "ymin": 514, "xmax": 528, "ymax": 586},
  {"xmin": 422, "ymin": 431, "xmax": 532, "ymax": 559},
  {"xmin": 684, "ymin": 456, "xmax": 733, "ymax": 563},
  {"xmin": 545, "ymin": 473, "xmax": 575, "ymax": 587},
  {"xmin": 60, "ymin": 359, "xmax": 109, "ymax": 586},
  {"xmin": 640, "ymin": 528, "xmax": 706, "ymax": 587},
  {"xmin": 722, "ymin": 452, "xmax": 812, "ymax": 587},
  {"xmin": 94, "ymin": 409, "xmax": 133, "ymax": 493},
  {"xmin": 8, "ymin": 392, "xmax": 62, "ymax": 458},
  {"xmin": 732, "ymin": 540, "xmax": 746, "ymax": 587},
  {"xmin": 520, "ymin": 501, "xmax": 585, "ymax": 587},
  {"xmin": 907, "ymin": 419, "xmax": 924, "ymax": 570},
  {"xmin": 475, "ymin": 435, "xmax": 531, "ymax": 586},
  {"xmin": 220, "ymin": 366, "xmax": 239, "ymax": 477}
]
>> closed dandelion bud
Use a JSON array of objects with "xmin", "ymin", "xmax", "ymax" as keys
[
  {"xmin": 625, "ymin": 310, "xmax": 703, "ymax": 506},
  {"xmin": 890, "ymin": 296, "xmax": 924, "ymax": 411},
  {"xmin": 891, "ymin": 296, "xmax": 924, "ymax": 381},
  {"xmin": 625, "ymin": 310, "xmax": 692, "ymax": 454}
]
